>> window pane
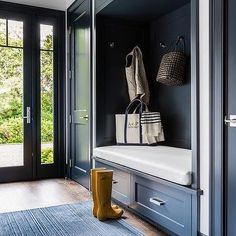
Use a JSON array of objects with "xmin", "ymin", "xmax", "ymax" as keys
[
  {"xmin": 40, "ymin": 50, "xmax": 54, "ymax": 164},
  {"xmin": 0, "ymin": 47, "xmax": 24, "ymax": 167},
  {"xmin": 40, "ymin": 24, "xmax": 53, "ymax": 50},
  {"xmin": 8, "ymin": 20, "xmax": 23, "ymax": 47},
  {"xmin": 0, "ymin": 19, "xmax": 6, "ymax": 46},
  {"xmin": 74, "ymin": 21, "xmax": 90, "ymax": 110}
]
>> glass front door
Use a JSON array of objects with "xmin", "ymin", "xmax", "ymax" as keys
[
  {"xmin": 0, "ymin": 13, "xmax": 33, "ymax": 182},
  {"xmin": 0, "ymin": 5, "xmax": 64, "ymax": 182}
]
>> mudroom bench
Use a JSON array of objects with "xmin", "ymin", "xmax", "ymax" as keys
[{"xmin": 93, "ymin": 146, "xmax": 199, "ymax": 236}]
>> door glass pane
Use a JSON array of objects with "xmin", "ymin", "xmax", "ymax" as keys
[
  {"xmin": 40, "ymin": 24, "xmax": 54, "ymax": 164},
  {"xmin": 8, "ymin": 20, "xmax": 23, "ymax": 47},
  {"xmin": 0, "ymin": 20, "xmax": 24, "ymax": 167},
  {"xmin": 74, "ymin": 19, "xmax": 90, "ymax": 111},
  {"xmin": 0, "ymin": 19, "xmax": 6, "ymax": 46},
  {"xmin": 40, "ymin": 24, "xmax": 53, "ymax": 50}
]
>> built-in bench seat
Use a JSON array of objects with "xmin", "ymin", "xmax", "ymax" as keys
[
  {"xmin": 93, "ymin": 145, "xmax": 192, "ymax": 186},
  {"xmin": 94, "ymin": 145, "xmax": 197, "ymax": 235}
]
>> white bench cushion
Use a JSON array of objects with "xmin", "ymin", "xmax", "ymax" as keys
[{"xmin": 93, "ymin": 145, "xmax": 192, "ymax": 186}]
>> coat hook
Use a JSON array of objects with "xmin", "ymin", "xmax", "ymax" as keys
[
  {"xmin": 177, "ymin": 36, "xmax": 184, "ymax": 42},
  {"xmin": 160, "ymin": 42, "xmax": 167, "ymax": 48},
  {"xmin": 109, "ymin": 42, "xmax": 115, "ymax": 48}
]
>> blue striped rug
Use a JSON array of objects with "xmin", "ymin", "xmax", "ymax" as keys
[{"xmin": 0, "ymin": 201, "xmax": 144, "ymax": 236}]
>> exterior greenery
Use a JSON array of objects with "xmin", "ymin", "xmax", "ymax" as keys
[
  {"xmin": 41, "ymin": 147, "xmax": 53, "ymax": 164},
  {"xmin": 0, "ymin": 20, "xmax": 54, "ymax": 164}
]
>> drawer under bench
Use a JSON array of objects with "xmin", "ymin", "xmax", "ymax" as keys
[
  {"xmin": 130, "ymin": 176, "xmax": 193, "ymax": 236},
  {"xmin": 94, "ymin": 158, "xmax": 198, "ymax": 236}
]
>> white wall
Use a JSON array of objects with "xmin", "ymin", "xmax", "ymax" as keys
[
  {"xmin": 0, "ymin": 0, "xmax": 67, "ymax": 10},
  {"xmin": 199, "ymin": 0, "xmax": 210, "ymax": 235}
]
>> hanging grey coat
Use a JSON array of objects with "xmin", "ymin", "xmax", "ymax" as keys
[{"xmin": 125, "ymin": 46, "xmax": 150, "ymax": 105}]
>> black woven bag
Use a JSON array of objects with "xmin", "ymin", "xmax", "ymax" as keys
[{"xmin": 156, "ymin": 37, "xmax": 186, "ymax": 86}]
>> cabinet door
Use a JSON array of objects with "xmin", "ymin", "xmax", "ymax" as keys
[{"xmin": 69, "ymin": 0, "xmax": 91, "ymax": 189}]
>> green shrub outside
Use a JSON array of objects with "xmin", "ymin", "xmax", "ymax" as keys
[
  {"xmin": 41, "ymin": 147, "xmax": 53, "ymax": 164},
  {"xmin": 0, "ymin": 23, "xmax": 54, "ymax": 164}
]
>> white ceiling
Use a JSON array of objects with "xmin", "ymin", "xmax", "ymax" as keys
[{"xmin": 0, "ymin": 0, "xmax": 75, "ymax": 10}]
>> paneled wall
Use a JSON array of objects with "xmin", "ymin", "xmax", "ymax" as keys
[
  {"xmin": 96, "ymin": 4, "xmax": 191, "ymax": 149},
  {"xmin": 149, "ymin": 4, "xmax": 191, "ymax": 148},
  {"xmin": 96, "ymin": 17, "xmax": 148, "ymax": 146}
]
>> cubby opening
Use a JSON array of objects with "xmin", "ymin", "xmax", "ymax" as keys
[{"xmin": 96, "ymin": 0, "xmax": 191, "ymax": 149}]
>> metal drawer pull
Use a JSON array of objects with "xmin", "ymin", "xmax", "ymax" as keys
[
  {"xmin": 112, "ymin": 180, "xmax": 118, "ymax": 184},
  {"xmin": 150, "ymin": 197, "xmax": 166, "ymax": 206}
]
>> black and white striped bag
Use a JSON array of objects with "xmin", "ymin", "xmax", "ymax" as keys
[{"xmin": 141, "ymin": 112, "xmax": 165, "ymax": 144}]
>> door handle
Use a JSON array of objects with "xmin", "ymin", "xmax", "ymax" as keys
[
  {"xmin": 149, "ymin": 197, "xmax": 166, "ymax": 206},
  {"xmin": 79, "ymin": 115, "xmax": 89, "ymax": 121},
  {"xmin": 23, "ymin": 107, "xmax": 31, "ymax": 124},
  {"xmin": 225, "ymin": 115, "xmax": 236, "ymax": 127}
]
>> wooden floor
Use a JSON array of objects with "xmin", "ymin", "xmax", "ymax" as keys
[{"xmin": 0, "ymin": 179, "xmax": 167, "ymax": 236}]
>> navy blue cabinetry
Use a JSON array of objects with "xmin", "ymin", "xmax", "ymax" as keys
[
  {"xmin": 130, "ymin": 176, "xmax": 194, "ymax": 236},
  {"xmin": 95, "ymin": 159, "xmax": 198, "ymax": 236}
]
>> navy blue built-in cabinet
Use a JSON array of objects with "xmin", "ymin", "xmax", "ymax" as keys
[
  {"xmin": 93, "ymin": 0, "xmax": 201, "ymax": 235},
  {"xmin": 95, "ymin": 159, "xmax": 198, "ymax": 236},
  {"xmin": 69, "ymin": 0, "xmax": 200, "ymax": 235}
]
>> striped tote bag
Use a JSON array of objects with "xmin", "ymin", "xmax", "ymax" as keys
[{"xmin": 141, "ymin": 112, "xmax": 165, "ymax": 144}]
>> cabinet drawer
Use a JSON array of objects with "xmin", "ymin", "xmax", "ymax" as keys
[
  {"xmin": 95, "ymin": 161, "xmax": 131, "ymax": 204},
  {"xmin": 131, "ymin": 176, "xmax": 192, "ymax": 236}
]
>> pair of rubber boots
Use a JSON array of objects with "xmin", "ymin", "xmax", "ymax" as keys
[{"xmin": 91, "ymin": 168, "xmax": 123, "ymax": 221}]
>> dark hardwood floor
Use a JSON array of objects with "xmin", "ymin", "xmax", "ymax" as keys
[{"xmin": 0, "ymin": 179, "xmax": 167, "ymax": 236}]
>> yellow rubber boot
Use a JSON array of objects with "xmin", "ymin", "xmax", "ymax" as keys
[
  {"xmin": 96, "ymin": 170, "xmax": 123, "ymax": 221},
  {"xmin": 90, "ymin": 168, "xmax": 119, "ymax": 217}
]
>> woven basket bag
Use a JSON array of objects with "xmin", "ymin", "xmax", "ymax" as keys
[{"xmin": 156, "ymin": 37, "xmax": 186, "ymax": 86}]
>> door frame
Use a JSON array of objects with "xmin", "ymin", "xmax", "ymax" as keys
[
  {"xmin": 0, "ymin": 1, "xmax": 66, "ymax": 182},
  {"xmin": 210, "ymin": 0, "xmax": 226, "ymax": 235}
]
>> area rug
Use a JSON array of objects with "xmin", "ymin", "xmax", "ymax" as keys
[{"xmin": 0, "ymin": 201, "xmax": 144, "ymax": 236}]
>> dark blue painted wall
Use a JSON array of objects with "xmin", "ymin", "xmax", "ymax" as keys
[
  {"xmin": 96, "ymin": 3, "xmax": 191, "ymax": 149},
  {"xmin": 96, "ymin": 17, "xmax": 149, "ymax": 146},
  {"xmin": 149, "ymin": 4, "xmax": 191, "ymax": 148}
]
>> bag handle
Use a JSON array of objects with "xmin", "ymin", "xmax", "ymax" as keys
[
  {"xmin": 125, "ymin": 98, "xmax": 144, "ymax": 114},
  {"xmin": 133, "ymin": 103, "xmax": 149, "ymax": 113},
  {"xmin": 124, "ymin": 99, "xmax": 145, "ymax": 144},
  {"xmin": 174, "ymin": 36, "xmax": 185, "ymax": 53}
]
